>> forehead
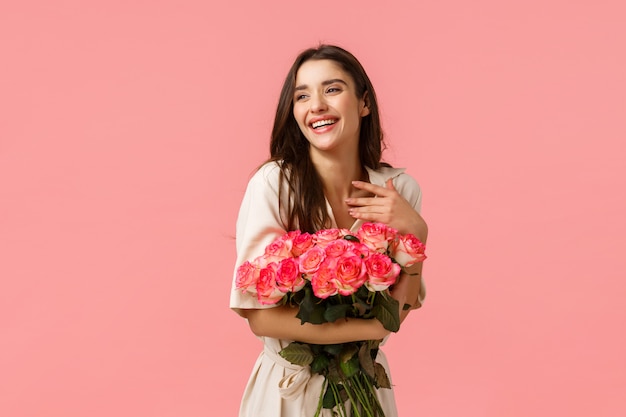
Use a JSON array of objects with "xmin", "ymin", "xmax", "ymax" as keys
[{"xmin": 295, "ymin": 59, "xmax": 353, "ymax": 87}]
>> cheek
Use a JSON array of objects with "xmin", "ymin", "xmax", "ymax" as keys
[
  {"xmin": 292, "ymin": 106, "xmax": 304, "ymax": 123},
  {"xmin": 293, "ymin": 108, "xmax": 309, "ymax": 132}
]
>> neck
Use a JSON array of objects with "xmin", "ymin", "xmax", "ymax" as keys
[{"xmin": 311, "ymin": 152, "xmax": 365, "ymax": 201}]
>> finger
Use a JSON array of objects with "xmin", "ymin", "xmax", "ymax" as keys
[
  {"xmin": 348, "ymin": 206, "xmax": 388, "ymax": 216},
  {"xmin": 349, "ymin": 212, "xmax": 390, "ymax": 224},
  {"xmin": 385, "ymin": 178, "xmax": 397, "ymax": 191},
  {"xmin": 351, "ymin": 180, "xmax": 391, "ymax": 196},
  {"xmin": 348, "ymin": 208, "xmax": 392, "ymax": 224},
  {"xmin": 345, "ymin": 197, "xmax": 383, "ymax": 207}
]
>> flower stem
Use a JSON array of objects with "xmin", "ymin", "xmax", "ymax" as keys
[
  {"xmin": 314, "ymin": 379, "xmax": 327, "ymax": 417},
  {"xmin": 363, "ymin": 375, "xmax": 385, "ymax": 416},
  {"xmin": 368, "ymin": 291, "xmax": 376, "ymax": 306},
  {"xmin": 350, "ymin": 376, "xmax": 374, "ymax": 417},
  {"xmin": 341, "ymin": 381, "xmax": 363, "ymax": 417},
  {"xmin": 330, "ymin": 381, "xmax": 347, "ymax": 417}
]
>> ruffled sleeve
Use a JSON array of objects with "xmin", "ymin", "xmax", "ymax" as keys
[{"xmin": 229, "ymin": 162, "xmax": 289, "ymax": 315}]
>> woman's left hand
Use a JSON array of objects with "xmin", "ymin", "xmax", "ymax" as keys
[{"xmin": 346, "ymin": 179, "xmax": 427, "ymax": 240}]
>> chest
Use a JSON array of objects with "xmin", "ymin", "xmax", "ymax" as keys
[{"xmin": 325, "ymin": 188, "xmax": 374, "ymax": 230}]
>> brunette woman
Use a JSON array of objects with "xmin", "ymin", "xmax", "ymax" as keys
[{"xmin": 230, "ymin": 44, "xmax": 428, "ymax": 417}]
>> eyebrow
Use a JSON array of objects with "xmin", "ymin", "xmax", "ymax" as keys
[{"xmin": 294, "ymin": 78, "xmax": 349, "ymax": 91}]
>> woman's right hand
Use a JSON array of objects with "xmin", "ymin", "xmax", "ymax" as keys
[{"xmin": 347, "ymin": 179, "xmax": 428, "ymax": 241}]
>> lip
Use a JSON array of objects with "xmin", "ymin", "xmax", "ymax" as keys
[{"xmin": 308, "ymin": 116, "xmax": 339, "ymax": 133}]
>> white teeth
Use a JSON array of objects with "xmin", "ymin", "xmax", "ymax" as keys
[{"xmin": 311, "ymin": 119, "xmax": 336, "ymax": 129}]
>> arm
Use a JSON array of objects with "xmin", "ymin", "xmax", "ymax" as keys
[
  {"xmin": 231, "ymin": 163, "xmax": 392, "ymax": 342},
  {"xmin": 391, "ymin": 262, "xmax": 424, "ymax": 324},
  {"xmin": 347, "ymin": 175, "xmax": 428, "ymax": 323},
  {"xmin": 242, "ymin": 305, "xmax": 389, "ymax": 344}
]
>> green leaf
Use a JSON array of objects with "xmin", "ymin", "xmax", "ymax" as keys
[
  {"xmin": 337, "ymin": 344, "xmax": 360, "ymax": 379},
  {"xmin": 322, "ymin": 382, "xmax": 347, "ymax": 409},
  {"xmin": 351, "ymin": 292, "xmax": 372, "ymax": 317},
  {"xmin": 279, "ymin": 343, "xmax": 314, "ymax": 366},
  {"xmin": 287, "ymin": 288, "xmax": 305, "ymax": 306},
  {"xmin": 295, "ymin": 286, "xmax": 327, "ymax": 324},
  {"xmin": 343, "ymin": 234, "xmax": 360, "ymax": 243},
  {"xmin": 355, "ymin": 285, "xmax": 370, "ymax": 300},
  {"xmin": 322, "ymin": 344, "xmax": 344, "ymax": 356},
  {"xmin": 372, "ymin": 292, "xmax": 400, "ymax": 332},
  {"xmin": 324, "ymin": 304, "xmax": 352, "ymax": 322},
  {"xmin": 339, "ymin": 356, "xmax": 360, "ymax": 379},
  {"xmin": 310, "ymin": 354, "xmax": 330, "ymax": 374},
  {"xmin": 322, "ymin": 384, "xmax": 337, "ymax": 409}
]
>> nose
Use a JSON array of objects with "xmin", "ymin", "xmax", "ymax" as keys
[{"xmin": 310, "ymin": 93, "xmax": 327, "ymax": 113}]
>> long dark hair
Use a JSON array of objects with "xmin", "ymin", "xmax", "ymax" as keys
[{"xmin": 268, "ymin": 45, "xmax": 387, "ymax": 233}]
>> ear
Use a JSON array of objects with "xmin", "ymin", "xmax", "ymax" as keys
[{"xmin": 359, "ymin": 91, "xmax": 371, "ymax": 117}]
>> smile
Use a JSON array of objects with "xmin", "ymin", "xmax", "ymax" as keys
[{"xmin": 311, "ymin": 119, "xmax": 337, "ymax": 129}]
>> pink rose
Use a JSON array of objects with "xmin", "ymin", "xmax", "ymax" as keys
[
  {"xmin": 291, "ymin": 232, "xmax": 314, "ymax": 256},
  {"xmin": 334, "ymin": 254, "xmax": 367, "ymax": 296},
  {"xmin": 235, "ymin": 260, "xmax": 258, "ymax": 293},
  {"xmin": 264, "ymin": 236, "xmax": 293, "ymax": 259},
  {"xmin": 256, "ymin": 263, "xmax": 286, "ymax": 305},
  {"xmin": 280, "ymin": 230, "xmax": 301, "ymax": 241},
  {"xmin": 324, "ymin": 239, "xmax": 351, "ymax": 258},
  {"xmin": 299, "ymin": 246, "xmax": 326, "ymax": 275},
  {"xmin": 347, "ymin": 242, "xmax": 371, "ymax": 259},
  {"xmin": 314, "ymin": 228, "xmax": 342, "ymax": 248},
  {"xmin": 392, "ymin": 234, "xmax": 427, "ymax": 267},
  {"xmin": 357, "ymin": 222, "xmax": 397, "ymax": 253},
  {"xmin": 256, "ymin": 253, "xmax": 283, "ymax": 268},
  {"xmin": 364, "ymin": 253, "xmax": 401, "ymax": 291},
  {"xmin": 310, "ymin": 259, "xmax": 338, "ymax": 299},
  {"xmin": 276, "ymin": 257, "xmax": 305, "ymax": 293}
]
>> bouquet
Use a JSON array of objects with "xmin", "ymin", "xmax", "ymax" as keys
[{"xmin": 235, "ymin": 222, "xmax": 426, "ymax": 417}]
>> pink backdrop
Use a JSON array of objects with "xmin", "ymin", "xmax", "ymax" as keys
[{"xmin": 1, "ymin": 1, "xmax": 625, "ymax": 416}]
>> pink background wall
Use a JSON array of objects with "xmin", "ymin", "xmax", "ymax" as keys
[{"xmin": 1, "ymin": 1, "xmax": 625, "ymax": 416}]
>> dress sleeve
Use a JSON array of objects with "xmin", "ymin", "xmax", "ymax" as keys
[
  {"xmin": 392, "ymin": 172, "xmax": 427, "ymax": 307},
  {"xmin": 229, "ymin": 162, "xmax": 289, "ymax": 315},
  {"xmin": 392, "ymin": 171, "xmax": 422, "ymax": 214}
]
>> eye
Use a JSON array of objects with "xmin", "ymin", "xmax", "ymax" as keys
[
  {"xmin": 295, "ymin": 93, "xmax": 308, "ymax": 101},
  {"xmin": 326, "ymin": 86, "xmax": 342, "ymax": 94}
]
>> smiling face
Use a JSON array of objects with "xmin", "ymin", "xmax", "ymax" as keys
[{"xmin": 292, "ymin": 59, "xmax": 370, "ymax": 160}]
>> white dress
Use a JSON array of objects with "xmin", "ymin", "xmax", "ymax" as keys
[{"xmin": 230, "ymin": 162, "xmax": 425, "ymax": 417}]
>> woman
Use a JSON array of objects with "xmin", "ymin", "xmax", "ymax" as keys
[{"xmin": 230, "ymin": 44, "xmax": 428, "ymax": 416}]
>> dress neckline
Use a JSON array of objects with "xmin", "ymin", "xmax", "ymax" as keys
[
  {"xmin": 324, "ymin": 196, "xmax": 364, "ymax": 232},
  {"xmin": 321, "ymin": 165, "xmax": 407, "ymax": 232}
]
